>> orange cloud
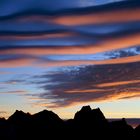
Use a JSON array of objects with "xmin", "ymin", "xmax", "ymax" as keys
[
  {"xmin": 0, "ymin": 33, "xmax": 140, "ymax": 56},
  {"xmin": 51, "ymin": 8, "xmax": 140, "ymax": 25},
  {"xmin": 0, "ymin": 58, "xmax": 36, "ymax": 68},
  {"xmin": 0, "ymin": 90, "xmax": 28, "ymax": 94},
  {"xmin": 101, "ymin": 91, "xmax": 140, "ymax": 101},
  {"xmin": 33, "ymin": 91, "xmax": 140, "ymax": 109},
  {"xmin": 39, "ymin": 54, "xmax": 140, "ymax": 67},
  {"xmin": 0, "ymin": 54, "xmax": 140, "ymax": 68},
  {"xmin": 66, "ymin": 89, "xmax": 108, "ymax": 93},
  {"xmin": 96, "ymin": 80, "xmax": 140, "ymax": 88}
]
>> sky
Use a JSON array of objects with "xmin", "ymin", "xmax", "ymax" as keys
[{"xmin": 0, "ymin": 0, "xmax": 140, "ymax": 119}]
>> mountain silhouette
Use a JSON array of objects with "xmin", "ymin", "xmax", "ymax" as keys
[
  {"xmin": 33, "ymin": 109, "xmax": 62, "ymax": 123},
  {"xmin": 109, "ymin": 118, "xmax": 134, "ymax": 139},
  {"xmin": 0, "ymin": 105, "xmax": 140, "ymax": 139},
  {"xmin": 74, "ymin": 106, "xmax": 108, "ymax": 127},
  {"xmin": 134, "ymin": 124, "xmax": 140, "ymax": 138},
  {"xmin": 8, "ymin": 110, "xmax": 31, "ymax": 124}
]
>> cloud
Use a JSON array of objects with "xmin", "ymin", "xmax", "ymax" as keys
[
  {"xmin": 0, "ymin": 57, "xmax": 36, "ymax": 68},
  {"xmin": 96, "ymin": 80, "xmax": 140, "ymax": 88},
  {"xmin": 0, "ymin": 0, "xmax": 140, "ymax": 111},
  {"xmin": 26, "ymin": 61, "xmax": 140, "ymax": 108},
  {"xmin": 0, "ymin": 1, "xmax": 140, "ymax": 70},
  {"xmin": 52, "ymin": 8, "xmax": 140, "ymax": 26},
  {"xmin": 0, "ymin": 0, "xmax": 138, "ymax": 19},
  {"xmin": 0, "ymin": 90, "xmax": 28, "ymax": 94},
  {"xmin": 3, "ymin": 79, "xmax": 26, "ymax": 85},
  {"xmin": 38, "ymin": 54, "xmax": 140, "ymax": 67},
  {"xmin": 1, "ymin": 32, "xmax": 140, "ymax": 53},
  {"xmin": 0, "ymin": 50, "xmax": 139, "ymax": 68},
  {"xmin": 0, "ymin": 45, "xmax": 140, "ymax": 68}
]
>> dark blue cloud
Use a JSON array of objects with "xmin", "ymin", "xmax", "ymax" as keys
[
  {"xmin": 0, "ymin": 21, "xmax": 140, "ymax": 51},
  {"xmin": 1, "ymin": 20, "xmax": 140, "ymax": 36},
  {"xmin": 0, "ymin": 36, "xmax": 97, "ymax": 47},
  {"xmin": 0, "ymin": 0, "xmax": 126, "ymax": 18},
  {"xmin": 74, "ymin": 21, "xmax": 140, "ymax": 37},
  {"xmin": 46, "ymin": 46, "xmax": 140, "ymax": 61},
  {"xmin": 28, "ymin": 61, "xmax": 140, "ymax": 107},
  {"xmin": 0, "ymin": 21, "xmax": 64, "ymax": 34},
  {"xmin": 0, "ymin": 45, "xmax": 139, "ymax": 62}
]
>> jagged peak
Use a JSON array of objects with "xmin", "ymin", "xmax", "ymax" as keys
[
  {"xmin": 15, "ymin": 110, "xmax": 24, "ymax": 113},
  {"xmin": 8, "ymin": 110, "xmax": 31, "ymax": 122},
  {"xmin": 92, "ymin": 107, "xmax": 103, "ymax": 114},
  {"xmin": 74, "ymin": 106, "xmax": 107, "ymax": 125},
  {"xmin": 80, "ymin": 105, "xmax": 92, "ymax": 112}
]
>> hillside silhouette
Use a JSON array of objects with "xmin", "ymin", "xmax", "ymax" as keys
[{"xmin": 0, "ymin": 106, "xmax": 140, "ymax": 139}]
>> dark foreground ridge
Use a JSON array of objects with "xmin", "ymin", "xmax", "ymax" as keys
[{"xmin": 0, "ymin": 106, "xmax": 140, "ymax": 139}]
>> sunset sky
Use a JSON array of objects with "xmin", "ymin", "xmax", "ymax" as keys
[{"xmin": 0, "ymin": 0, "xmax": 140, "ymax": 119}]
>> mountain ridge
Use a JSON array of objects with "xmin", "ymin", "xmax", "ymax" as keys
[{"xmin": 0, "ymin": 105, "xmax": 140, "ymax": 139}]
